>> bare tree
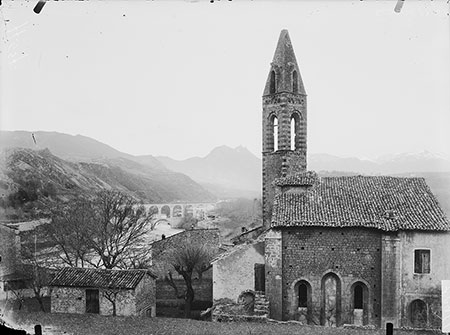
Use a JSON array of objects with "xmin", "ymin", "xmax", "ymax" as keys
[
  {"xmin": 41, "ymin": 190, "xmax": 153, "ymax": 270},
  {"xmin": 161, "ymin": 242, "xmax": 213, "ymax": 318},
  {"xmin": 7, "ymin": 287, "xmax": 26, "ymax": 311},
  {"xmin": 43, "ymin": 198, "xmax": 95, "ymax": 267},
  {"xmin": 89, "ymin": 190, "xmax": 153, "ymax": 269}
]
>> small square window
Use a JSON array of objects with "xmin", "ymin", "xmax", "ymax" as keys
[{"xmin": 414, "ymin": 249, "xmax": 430, "ymax": 274}]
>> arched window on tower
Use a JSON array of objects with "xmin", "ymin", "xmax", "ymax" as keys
[
  {"xmin": 290, "ymin": 118, "xmax": 296, "ymax": 151},
  {"xmin": 293, "ymin": 70, "xmax": 298, "ymax": 93},
  {"xmin": 270, "ymin": 70, "xmax": 276, "ymax": 94},
  {"xmin": 267, "ymin": 114, "xmax": 278, "ymax": 152},
  {"xmin": 290, "ymin": 113, "xmax": 300, "ymax": 151},
  {"xmin": 273, "ymin": 116, "xmax": 278, "ymax": 151}
]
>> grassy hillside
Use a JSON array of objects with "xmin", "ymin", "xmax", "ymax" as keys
[{"xmin": 0, "ymin": 148, "xmax": 215, "ymax": 220}]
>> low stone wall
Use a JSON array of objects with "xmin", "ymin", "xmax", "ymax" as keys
[{"xmin": 212, "ymin": 291, "xmax": 269, "ymax": 322}]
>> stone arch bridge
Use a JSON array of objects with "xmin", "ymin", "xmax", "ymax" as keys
[{"xmin": 144, "ymin": 202, "xmax": 216, "ymax": 220}]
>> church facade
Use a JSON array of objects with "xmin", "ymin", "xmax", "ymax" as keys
[
  {"xmin": 212, "ymin": 30, "xmax": 450, "ymax": 330},
  {"xmin": 263, "ymin": 30, "xmax": 450, "ymax": 329}
]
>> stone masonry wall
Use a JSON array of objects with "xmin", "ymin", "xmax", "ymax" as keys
[
  {"xmin": 212, "ymin": 291, "xmax": 269, "ymax": 322},
  {"xmin": 262, "ymin": 151, "xmax": 306, "ymax": 228},
  {"xmin": 265, "ymin": 229, "xmax": 283, "ymax": 320},
  {"xmin": 51, "ymin": 287, "xmax": 86, "ymax": 314},
  {"xmin": 398, "ymin": 231, "xmax": 450, "ymax": 329},
  {"xmin": 281, "ymin": 227, "xmax": 382, "ymax": 327},
  {"xmin": 101, "ymin": 289, "xmax": 136, "ymax": 316},
  {"xmin": 381, "ymin": 233, "xmax": 400, "ymax": 328},
  {"xmin": 51, "ymin": 287, "xmax": 138, "ymax": 316},
  {"xmin": 262, "ymin": 89, "xmax": 307, "ymax": 230},
  {"xmin": 135, "ymin": 274, "xmax": 156, "ymax": 316}
]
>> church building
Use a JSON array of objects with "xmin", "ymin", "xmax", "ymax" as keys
[{"xmin": 213, "ymin": 29, "xmax": 450, "ymax": 330}]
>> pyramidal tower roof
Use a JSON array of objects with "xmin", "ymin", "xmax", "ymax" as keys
[{"xmin": 263, "ymin": 29, "xmax": 306, "ymax": 96}]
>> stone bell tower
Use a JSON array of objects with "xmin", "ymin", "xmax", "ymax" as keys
[{"xmin": 262, "ymin": 29, "xmax": 307, "ymax": 229}]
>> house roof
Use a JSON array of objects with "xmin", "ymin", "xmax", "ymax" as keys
[
  {"xmin": 151, "ymin": 228, "xmax": 220, "ymax": 259},
  {"xmin": 271, "ymin": 174, "xmax": 450, "ymax": 232},
  {"xmin": 211, "ymin": 240, "xmax": 265, "ymax": 264},
  {"xmin": 49, "ymin": 267, "xmax": 156, "ymax": 289}
]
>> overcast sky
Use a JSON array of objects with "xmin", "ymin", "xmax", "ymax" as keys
[{"xmin": 1, "ymin": 0, "xmax": 449, "ymax": 160}]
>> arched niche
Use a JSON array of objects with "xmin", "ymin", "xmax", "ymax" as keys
[
  {"xmin": 292, "ymin": 70, "xmax": 298, "ymax": 93},
  {"xmin": 269, "ymin": 70, "xmax": 276, "ymax": 94},
  {"xmin": 320, "ymin": 272, "xmax": 342, "ymax": 327}
]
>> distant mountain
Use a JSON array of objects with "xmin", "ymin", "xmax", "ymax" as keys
[
  {"xmin": 0, "ymin": 131, "xmax": 216, "ymax": 211},
  {"xmin": 156, "ymin": 147, "xmax": 450, "ymax": 198},
  {"xmin": 374, "ymin": 151, "xmax": 450, "ymax": 174},
  {"xmin": 0, "ymin": 131, "xmax": 166, "ymax": 171},
  {"xmin": 0, "ymin": 148, "xmax": 215, "ymax": 219},
  {"xmin": 309, "ymin": 151, "xmax": 450, "ymax": 174},
  {"xmin": 156, "ymin": 145, "xmax": 262, "ymax": 194}
]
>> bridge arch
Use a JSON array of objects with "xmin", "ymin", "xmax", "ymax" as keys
[
  {"xmin": 173, "ymin": 205, "xmax": 183, "ymax": 217},
  {"xmin": 148, "ymin": 205, "xmax": 159, "ymax": 216},
  {"xmin": 161, "ymin": 205, "xmax": 171, "ymax": 218}
]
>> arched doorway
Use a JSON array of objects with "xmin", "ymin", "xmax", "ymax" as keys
[
  {"xmin": 351, "ymin": 281, "xmax": 369, "ymax": 325},
  {"xmin": 410, "ymin": 299, "xmax": 427, "ymax": 328},
  {"xmin": 321, "ymin": 272, "xmax": 341, "ymax": 327},
  {"xmin": 238, "ymin": 291, "xmax": 255, "ymax": 316},
  {"xmin": 293, "ymin": 279, "xmax": 312, "ymax": 324}
]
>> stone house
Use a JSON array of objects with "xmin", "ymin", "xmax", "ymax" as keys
[
  {"xmin": 212, "ymin": 240, "xmax": 265, "ymax": 302},
  {"xmin": 1, "ymin": 221, "xmax": 55, "ymax": 311},
  {"xmin": 213, "ymin": 29, "xmax": 450, "ymax": 330},
  {"xmin": 49, "ymin": 267, "xmax": 157, "ymax": 317},
  {"xmin": 0, "ymin": 223, "xmax": 21, "ymax": 295},
  {"xmin": 211, "ymin": 239, "xmax": 270, "ymax": 321}
]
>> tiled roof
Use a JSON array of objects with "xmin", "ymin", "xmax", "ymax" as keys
[
  {"xmin": 273, "ymin": 171, "xmax": 318, "ymax": 187},
  {"xmin": 211, "ymin": 240, "xmax": 265, "ymax": 264},
  {"xmin": 272, "ymin": 175, "xmax": 450, "ymax": 231},
  {"xmin": 49, "ymin": 267, "xmax": 156, "ymax": 289},
  {"xmin": 151, "ymin": 228, "xmax": 220, "ymax": 259}
]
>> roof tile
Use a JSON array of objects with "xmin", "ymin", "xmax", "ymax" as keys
[
  {"xmin": 271, "ymin": 174, "xmax": 450, "ymax": 231},
  {"xmin": 49, "ymin": 267, "xmax": 156, "ymax": 289}
]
